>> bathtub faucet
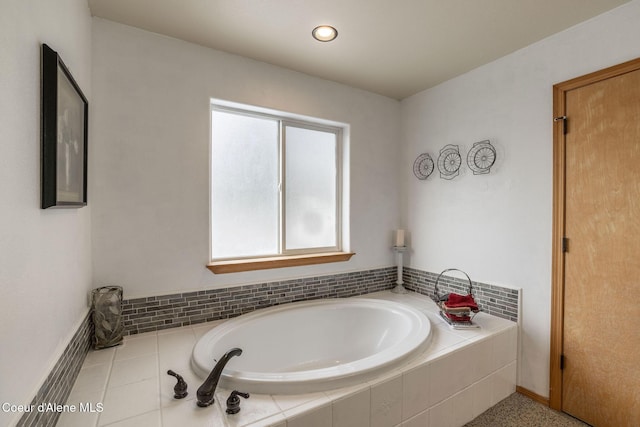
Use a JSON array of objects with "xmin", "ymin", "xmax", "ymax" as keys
[{"xmin": 196, "ymin": 347, "xmax": 243, "ymax": 407}]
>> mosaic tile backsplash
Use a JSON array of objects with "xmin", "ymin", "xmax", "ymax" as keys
[
  {"xmin": 121, "ymin": 266, "xmax": 519, "ymax": 336},
  {"xmin": 121, "ymin": 267, "xmax": 398, "ymax": 335},
  {"xmin": 17, "ymin": 313, "xmax": 92, "ymax": 427},
  {"xmin": 403, "ymin": 267, "xmax": 519, "ymax": 322}
]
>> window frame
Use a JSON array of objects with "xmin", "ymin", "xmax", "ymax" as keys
[
  {"xmin": 281, "ymin": 119, "xmax": 343, "ymax": 256},
  {"xmin": 208, "ymin": 102, "xmax": 353, "ymax": 273}
]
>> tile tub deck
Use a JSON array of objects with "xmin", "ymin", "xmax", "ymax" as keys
[{"xmin": 58, "ymin": 291, "xmax": 517, "ymax": 427}]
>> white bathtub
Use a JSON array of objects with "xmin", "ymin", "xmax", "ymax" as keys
[{"xmin": 191, "ymin": 297, "xmax": 432, "ymax": 394}]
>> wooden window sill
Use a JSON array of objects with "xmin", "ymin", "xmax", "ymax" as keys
[{"xmin": 207, "ymin": 252, "xmax": 355, "ymax": 274}]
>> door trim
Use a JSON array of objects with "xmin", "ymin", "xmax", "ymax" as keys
[{"xmin": 549, "ymin": 57, "xmax": 640, "ymax": 410}]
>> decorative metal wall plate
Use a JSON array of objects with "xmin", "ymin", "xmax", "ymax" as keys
[
  {"xmin": 437, "ymin": 145, "xmax": 461, "ymax": 180},
  {"xmin": 413, "ymin": 153, "xmax": 434, "ymax": 180},
  {"xmin": 467, "ymin": 140, "xmax": 496, "ymax": 175}
]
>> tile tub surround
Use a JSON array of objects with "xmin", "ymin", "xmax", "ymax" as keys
[
  {"xmin": 403, "ymin": 267, "xmax": 519, "ymax": 322},
  {"xmin": 16, "ymin": 312, "xmax": 93, "ymax": 427},
  {"xmin": 121, "ymin": 267, "xmax": 398, "ymax": 336},
  {"xmin": 120, "ymin": 266, "xmax": 519, "ymax": 337},
  {"xmin": 59, "ymin": 291, "xmax": 517, "ymax": 427}
]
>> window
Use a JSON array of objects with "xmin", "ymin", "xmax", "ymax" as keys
[{"xmin": 208, "ymin": 102, "xmax": 352, "ymax": 273}]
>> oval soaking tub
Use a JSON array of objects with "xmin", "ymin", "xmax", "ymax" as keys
[{"xmin": 191, "ymin": 297, "xmax": 431, "ymax": 394}]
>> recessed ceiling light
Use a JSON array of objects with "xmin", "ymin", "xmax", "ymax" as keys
[{"xmin": 312, "ymin": 25, "xmax": 338, "ymax": 42}]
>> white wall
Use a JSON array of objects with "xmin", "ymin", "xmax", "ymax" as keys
[
  {"xmin": 0, "ymin": 1, "xmax": 92, "ymax": 425},
  {"xmin": 90, "ymin": 19, "xmax": 401, "ymax": 298},
  {"xmin": 400, "ymin": 0, "xmax": 640, "ymax": 397}
]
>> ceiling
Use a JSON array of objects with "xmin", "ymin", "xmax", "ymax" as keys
[{"xmin": 87, "ymin": 0, "xmax": 629, "ymax": 100}]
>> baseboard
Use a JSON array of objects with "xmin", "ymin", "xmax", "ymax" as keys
[{"xmin": 516, "ymin": 386, "xmax": 550, "ymax": 406}]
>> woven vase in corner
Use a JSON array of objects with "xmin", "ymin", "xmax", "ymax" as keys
[{"xmin": 91, "ymin": 286, "xmax": 124, "ymax": 349}]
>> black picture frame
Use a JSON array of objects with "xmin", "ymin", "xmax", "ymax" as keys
[{"xmin": 41, "ymin": 43, "xmax": 88, "ymax": 209}]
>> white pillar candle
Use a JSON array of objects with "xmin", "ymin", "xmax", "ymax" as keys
[{"xmin": 395, "ymin": 229, "xmax": 405, "ymax": 247}]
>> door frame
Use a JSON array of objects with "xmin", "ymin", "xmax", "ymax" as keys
[{"xmin": 549, "ymin": 57, "xmax": 640, "ymax": 410}]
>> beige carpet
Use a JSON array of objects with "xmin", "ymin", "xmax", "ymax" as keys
[{"xmin": 465, "ymin": 393, "xmax": 590, "ymax": 427}]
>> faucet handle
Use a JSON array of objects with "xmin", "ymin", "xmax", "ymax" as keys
[
  {"xmin": 226, "ymin": 390, "xmax": 250, "ymax": 414},
  {"xmin": 167, "ymin": 370, "xmax": 188, "ymax": 399}
]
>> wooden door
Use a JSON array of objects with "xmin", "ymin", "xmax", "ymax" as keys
[{"xmin": 554, "ymin": 62, "xmax": 640, "ymax": 426}]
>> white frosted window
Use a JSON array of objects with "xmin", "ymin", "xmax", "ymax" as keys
[
  {"xmin": 210, "ymin": 103, "xmax": 343, "ymax": 261},
  {"xmin": 285, "ymin": 126, "xmax": 337, "ymax": 250},
  {"xmin": 211, "ymin": 110, "xmax": 279, "ymax": 258}
]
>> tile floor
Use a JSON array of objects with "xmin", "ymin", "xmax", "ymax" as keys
[{"xmin": 57, "ymin": 291, "xmax": 517, "ymax": 427}]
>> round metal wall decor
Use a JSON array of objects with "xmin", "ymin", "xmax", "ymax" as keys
[
  {"xmin": 413, "ymin": 153, "xmax": 435, "ymax": 180},
  {"xmin": 437, "ymin": 145, "xmax": 461, "ymax": 180},
  {"xmin": 467, "ymin": 140, "xmax": 496, "ymax": 175}
]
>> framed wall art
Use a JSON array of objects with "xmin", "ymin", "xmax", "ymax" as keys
[{"xmin": 41, "ymin": 43, "xmax": 88, "ymax": 209}]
